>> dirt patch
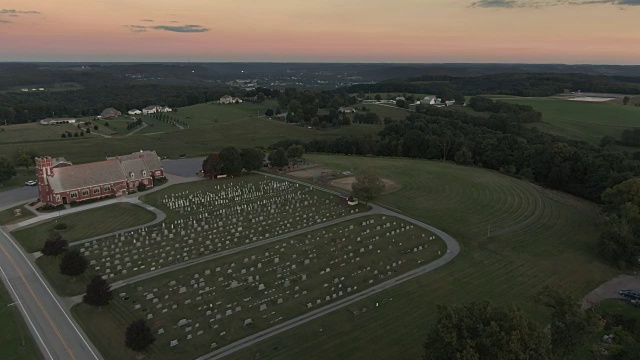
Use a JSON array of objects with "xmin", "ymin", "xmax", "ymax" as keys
[
  {"xmin": 330, "ymin": 177, "xmax": 400, "ymax": 194},
  {"xmin": 581, "ymin": 274, "xmax": 640, "ymax": 309},
  {"xmin": 288, "ymin": 167, "xmax": 337, "ymax": 180}
]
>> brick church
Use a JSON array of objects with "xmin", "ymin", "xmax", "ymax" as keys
[{"xmin": 36, "ymin": 150, "xmax": 164, "ymax": 206}]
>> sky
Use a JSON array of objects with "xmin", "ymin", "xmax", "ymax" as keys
[{"xmin": 0, "ymin": 0, "xmax": 639, "ymax": 64}]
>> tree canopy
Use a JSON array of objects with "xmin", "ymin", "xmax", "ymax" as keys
[
  {"xmin": 268, "ymin": 147, "xmax": 289, "ymax": 169},
  {"xmin": 240, "ymin": 148, "xmax": 265, "ymax": 171},
  {"xmin": 124, "ymin": 319, "xmax": 156, "ymax": 353},
  {"xmin": 83, "ymin": 275, "xmax": 114, "ymax": 307},
  {"xmin": 423, "ymin": 302, "xmax": 551, "ymax": 360},
  {"xmin": 0, "ymin": 157, "xmax": 17, "ymax": 183},
  {"xmin": 59, "ymin": 249, "xmax": 89, "ymax": 277},
  {"xmin": 41, "ymin": 233, "xmax": 68, "ymax": 256},
  {"xmin": 220, "ymin": 146, "xmax": 243, "ymax": 176},
  {"xmin": 352, "ymin": 168, "xmax": 385, "ymax": 203},
  {"xmin": 202, "ymin": 153, "xmax": 222, "ymax": 176}
]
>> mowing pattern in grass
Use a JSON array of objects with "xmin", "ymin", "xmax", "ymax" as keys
[
  {"xmin": 220, "ymin": 155, "xmax": 616, "ymax": 360},
  {"xmin": 75, "ymin": 177, "xmax": 366, "ymax": 287},
  {"xmin": 0, "ymin": 282, "xmax": 42, "ymax": 360},
  {"xmin": 0, "ymin": 205, "xmax": 34, "ymax": 226},
  {"xmin": 499, "ymin": 97, "xmax": 640, "ymax": 144},
  {"xmin": 12, "ymin": 203, "xmax": 157, "ymax": 253},
  {"xmin": 171, "ymin": 101, "xmax": 279, "ymax": 128},
  {"xmin": 73, "ymin": 214, "xmax": 444, "ymax": 360}
]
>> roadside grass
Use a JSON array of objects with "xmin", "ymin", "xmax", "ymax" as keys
[
  {"xmin": 497, "ymin": 97, "xmax": 640, "ymax": 145},
  {"xmin": 0, "ymin": 205, "xmax": 35, "ymax": 226},
  {"xmin": 11, "ymin": 203, "xmax": 156, "ymax": 253},
  {"xmin": 0, "ymin": 282, "xmax": 43, "ymax": 360},
  {"xmin": 220, "ymin": 154, "xmax": 616, "ymax": 360},
  {"xmin": 34, "ymin": 255, "xmax": 96, "ymax": 297}
]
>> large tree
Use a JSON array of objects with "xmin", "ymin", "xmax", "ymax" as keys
[
  {"xmin": 268, "ymin": 147, "xmax": 289, "ymax": 169},
  {"xmin": 286, "ymin": 144, "xmax": 305, "ymax": 161},
  {"xmin": 220, "ymin": 146, "xmax": 243, "ymax": 175},
  {"xmin": 83, "ymin": 275, "xmax": 114, "ymax": 307},
  {"xmin": 41, "ymin": 233, "xmax": 68, "ymax": 256},
  {"xmin": 423, "ymin": 302, "xmax": 551, "ymax": 360},
  {"xmin": 59, "ymin": 249, "xmax": 89, "ymax": 277},
  {"xmin": 0, "ymin": 157, "xmax": 17, "ymax": 183},
  {"xmin": 202, "ymin": 153, "xmax": 222, "ymax": 176},
  {"xmin": 125, "ymin": 319, "xmax": 156, "ymax": 355},
  {"xmin": 537, "ymin": 286, "xmax": 599, "ymax": 358},
  {"xmin": 240, "ymin": 148, "xmax": 265, "ymax": 171},
  {"xmin": 352, "ymin": 168, "xmax": 385, "ymax": 203}
]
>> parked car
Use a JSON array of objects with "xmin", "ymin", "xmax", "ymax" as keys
[
  {"xmin": 619, "ymin": 290, "xmax": 640, "ymax": 300},
  {"xmin": 24, "ymin": 180, "xmax": 37, "ymax": 186}
]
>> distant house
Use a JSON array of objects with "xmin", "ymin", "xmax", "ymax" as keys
[
  {"xmin": 395, "ymin": 97, "xmax": 405, "ymax": 101},
  {"xmin": 422, "ymin": 97, "xmax": 437, "ymax": 105},
  {"xmin": 219, "ymin": 95, "xmax": 242, "ymax": 104},
  {"xmin": 39, "ymin": 118, "xmax": 76, "ymax": 125},
  {"xmin": 444, "ymin": 100, "xmax": 456, "ymax": 107},
  {"xmin": 128, "ymin": 109, "xmax": 142, "ymax": 115},
  {"xmin": 274, "ymin": 112, "xmax": 288, "ymax": 120},
  {"xmin": 338, "ymin": 106, "xmax": 356, "ymax": 113},
  {"xmin": 160, "ymin": 106, "xmax": 172, "ymax": 112},
  {"xmin": 99, "ymin": 108, "xmax": 122, "ymax": 118},
  {"xmin": 142, "ymin": 105, "xmax": 160, "ymax": 115}
]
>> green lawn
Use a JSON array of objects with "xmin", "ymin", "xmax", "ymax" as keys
[
  {"xmin": 171, "ymin": 100, "xmax": 280, "ymax": 128},
  {"xmin": 497, "ymin": 97, "xmax": 640, "ymax": 144},
  {"xmin": 0, "ymin": 205, "xmax": 35, "ymax": 226},
  {"xmin": 0, "ymin": 122, "xmax": 82, "ymax": 144},
  {"xmin": 12, "ymin": 203, "xmax": 157, "ymax": 253},
  {"xmin": 0, "ymin": 282, "xmax": 43, "ymax": 360},
  {"xmin": 220, "ymin": 154, "xmax": 616, "ymax": 360},
  {"xmin": 360, "ymin": 104, "xmax": 412, "ymax": 121}
]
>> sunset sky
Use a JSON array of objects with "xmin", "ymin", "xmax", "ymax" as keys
[{"xmin": 0, "ymin": 0, "xmax": 639, "ymax": 63}]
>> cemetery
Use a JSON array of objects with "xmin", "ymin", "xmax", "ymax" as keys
[
  {"xmin": 57, "ymin": 176, "xmax": 368, "ymax": 295},
  {"xmin": 75, "ymin": 213, "xmax": 445, "ymax": 359}
]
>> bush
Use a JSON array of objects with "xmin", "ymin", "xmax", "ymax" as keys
[
  {"xmin": 53, "ymin": 223, "xmax": 68, "ymax": 230},
  {"xmin": 137, "ymin": 182, "xmax": 147, "ymax": 192}
]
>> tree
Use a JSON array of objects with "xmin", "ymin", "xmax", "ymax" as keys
[
  {"xmin": 137, "ymin": 182, "xmax": 147, "ymax": 192},
  {"xmin": 600, "ymin": 135, "xmax": 616, "ymax": 147},
  {"xmin": 374, "ymin": 94, "xmax": 382, "ymax": 101},
  {"xmin": 83, "ymin": 275, "xmax": 114, "ymax": 307},
  {"xmin": 256, "ymin": 93, "xmax": 266, "ymax": 103},
  {"xmin": 623, "ymin": 96, "xmax": 631, "ymax": 105},
  {"xmin": 423, "ymin": 302, "xmax": 551, "ymax": 360},
  {"xmin": 59, "ymin": 249, "xmax": 89, "ymax": 277},
  {"xmin": 41, "ymin": 233, "xmax": 68, "ymax": 256},
  {"xmin": 240, "ymin": 148, "xmax": 265, "ymax": 171},
  {"xmin": 352, "ymin": 168, "xmax": 385, "ymax": 203},
  {"xmin": 537, "ymin": 286, "xmax": 599, "ymax": 358},
  {"xmin": 286, "ymin": 144, "xmax": 305, "ymax": 161},
  {"xmin": 396, "ymin": 99, "xmax": 408, "ymax": 108},
  {"xmin": 202, "ymin": 153, "xmax": 222, "ymax": 176},
  {"xmin": 13, "ymin": 150, "xmax": 36, "ymax": 169},
  {"xmin": 268, "ymin": 147, "xmax": 289, "ymax": 169},
  {"xmin": 265, "ymin": 108, "xmax": 274, "ymax": 117},
  {"xmin": 124, "ymin": 319, "xmax": 156, "ymax": 355},
  {"xmin": 220, "ymin": 146, "xmax": 243, "ymax": 175},
  {"xmin": 0, "ymin": 157, "xmax": 17, "ymax": 183}
]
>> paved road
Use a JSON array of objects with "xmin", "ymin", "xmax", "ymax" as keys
[
  {"xmin": 194, "ymin": 172, "xmax": 460, "ymax": 360},
  {"xmin": 0, "ymin": 227, "xmax": 102, "ymax": 360},
  {"xmin": 0, "ymin": 186, "xmax": 38, "ymax": 210}
]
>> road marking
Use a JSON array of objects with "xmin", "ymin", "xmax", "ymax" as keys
[
  {"xmin": 0, "ymin": 264, "xmax": 54, "ymax": 359},
  {"xmin": 0, "ymin": 242, "xmax": 77, "ymax": 360},
  {"xmin": 0, "ymin": 228, "xmax": 101, "ymax": 360}
]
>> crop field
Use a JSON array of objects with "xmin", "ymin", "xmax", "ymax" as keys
[
  {"xmin": 12, "ymin": 203, "xmax": 157, "ymax": 253},
  {"xmin": 73, "ymin": 213, "xmax": 445, "ymax": 359},
  {"xmin": 498, "ymin": 97, "xmax": 640, "ymax": 144},
  {"xmin": 221, "ymin": 154, "xmax": 616, "ymax": 360}
]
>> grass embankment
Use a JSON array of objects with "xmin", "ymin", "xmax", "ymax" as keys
[
  {"xmin": 12, "ymin": 203, "xmax": 156, "ymax": 253},
  {"xmin": 0, "ymin": 282, "xmax": 43, "ymax": 359},
  {"xmin": 221, "ymin": 154, "xmax": 616, "ymax": 360}
]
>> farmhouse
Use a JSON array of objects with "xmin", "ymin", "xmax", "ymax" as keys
[
  {"xmin": 338, "ymin": 106, "xmax": 356, "ymax": 113},
  {"xmin": 219, "ymin": 95, "xmax": 243, "ymax": 104},
  {"xmin": 142, "ymin": 105, "xmax": 173, "ymax": 115},
  {"xmin": 128, "ymin": 109, "xmax": 142, "ymax": 115},
  {"xmin": 36, "ymin": 150, "xmax": 164, "ymax": 206},
  {"xmin": 39, "ymin": 118, "xmax": 76, "ymax": 125},
  {"xmin": 99, "ymin": 108, "xmax": 122, "ymax": 118}
]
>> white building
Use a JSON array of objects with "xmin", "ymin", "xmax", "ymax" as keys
[
  {"xmin": 40, "ymin": 118, "xmax": 76, "ymax": 125},
  {"xmin": 219, "ymin": 95, "xmax": 242, "ymax": 104},
  {"xmin": 128, "ymin": 109, "xmax": 142, "ymax": 115}
]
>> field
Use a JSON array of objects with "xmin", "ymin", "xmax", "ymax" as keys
[
  {"xmin": 12, "ymin": 203, "xmax": 157, "ymax": 253},
  {"xmin": 0, "ymin": 282, "xmax": 43, "ymax": 360},
  {"xmin": 0, "ymin": 122, "xmax": 85, "ymax": 143},
  {"xmin": 73, "ymin": 213, "xmax": 445, "ymax": 359},
  {"xmin": 358, "ymin": 104, "xmax": 411, "ymax": 121},
  {"xmin": 217, "ymin": 154, "xmax": 616, "ymax": 360},
  {"xmin": 170, "ymin": 100, "xmax": 279, "ymax": 128},
  {"xmin": 497, "ymin": 97, "xmax": 640, "ymax": 144}
]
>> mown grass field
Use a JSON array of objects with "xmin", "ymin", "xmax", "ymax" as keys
[
  {"xmin": 498, "ymin": 97, "xmax": 640, "ymax": 144},
  {"xmin": 0, "ymin": 122, "xmax": 83, "ymax": 143},
  {"xmin": 12, "ymin": 203, "xmax": 156, "ymax": 253},
  {"xmin": 0, "ymin": 282, "xmax": 43, "ymax": 360},
  {"xmin": 220, "ymin": 154, "xmax": 617, "ymax": 360},
  {"xmin": 171, "ymin": 100, "xmax": 279, "ymax": 128}
]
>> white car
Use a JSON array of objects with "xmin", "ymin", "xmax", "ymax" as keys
[{"xmin": 25, "ymin": 180, "xmax": 38, "ymax": 186}]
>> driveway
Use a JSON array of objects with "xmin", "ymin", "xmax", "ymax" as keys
[
  {"xmin": 0, "ymin": 186, "xmax": 38, "ymax": 210},
  {"xmin": 582, "ymin": 274, "xmax": 640, "ymax": 309},
  {"xmin": 161, "ymin": 158, "xmax": 204, "ymax": 178}
]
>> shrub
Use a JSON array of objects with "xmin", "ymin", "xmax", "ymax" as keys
[{"xmin": 53, "ymin": 222, "xmax": 68, "ymax": 230}]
